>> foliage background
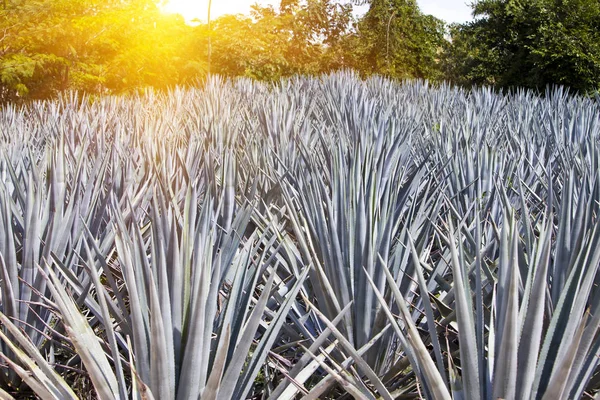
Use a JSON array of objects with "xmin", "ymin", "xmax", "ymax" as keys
[{"xmin": 2, "ymin": 0, "xmax": 600, "ymax": 102}]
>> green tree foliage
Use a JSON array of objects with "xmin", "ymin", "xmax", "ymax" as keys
[
  {"xmin": 1, "ymin": 0, "xmax": 451, "ymax": 102},
  {"xmin": 353, "ymin": 0, "xmax": 445, "ymax": 80},
  {"xmin": 0, "ymin": 0, "xmax": 203, "ymax": 102},
  {"xmin": 208, "ymin": 1, "xmax": 354, "ymax": 81},
  {"xmin": 444, "ymin": 0, "xmax": 600, "ymax": 93},
  {"xmin": 4, "ymin": 0, "xmax": 599, "ymax": 101},
  {"xmin": 0, "ymin": 0, "xmax": 450, "ymax": 102},
  {"xmin": 207, "ymin": 10, "xmax": 292, "ymax": 81}
]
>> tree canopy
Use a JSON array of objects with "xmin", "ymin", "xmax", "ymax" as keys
[
  {"xmin": 1, "ymin": 0, "xmax": 599, "ymax": 102},
  {"xmin": 354, "ymin": 0, "xmax": 444, "ymax": 80},
  {"xmin": 444, "ymin": 0, "xmax": 600, "ymax": 93},
  {"xmin": 0, "ymin": 0, "xmax": 203, "ymax": 101},
  {"xmin": 0, "ymin": 0, "xmax": 448, "ymax": 102}
]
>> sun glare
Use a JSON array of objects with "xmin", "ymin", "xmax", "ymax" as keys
[{"xmin": 162, "ymin": 0, "xmax": 278, "ymax": 23}]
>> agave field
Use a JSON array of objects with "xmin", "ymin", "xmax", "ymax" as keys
[{"xmin": 1, "ymin": 73, "xmax": 600, "ymax": 399}]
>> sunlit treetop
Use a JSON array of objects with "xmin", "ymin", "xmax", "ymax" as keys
[{"xmin": 161, "ymin": 0, "xmax": 278, "ymax": 23}]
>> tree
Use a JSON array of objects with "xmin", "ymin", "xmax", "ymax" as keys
[
  {"xmin": 207, "ymin": 1, "xmax": 354, "ymax": 81},
  {"xmin": 0, "ymin": 0, "xmax": 450, "ymax": 102},
  {"xmin": 0, "ymin": 0, "xmax": 201, "ymax": 102},
  {"xmin": 353, "ymin": 0, "xmax": 445, "ymax": 80},
  {"xmin": 279, "ymin": 0, "xmax": 354, "ymax": 74},
  {"xmin": 444, "ymin": 0, "xmax": 600, "ymax": 93}
]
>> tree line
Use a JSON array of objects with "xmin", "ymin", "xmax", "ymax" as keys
[{"xmin": 1, "ymin": 0, "xmax": 599, "ymax": 102}]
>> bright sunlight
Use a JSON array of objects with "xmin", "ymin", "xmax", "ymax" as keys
[{"xmin": 162, "ymin": 0, "xmax": 277, "ymax": 22}]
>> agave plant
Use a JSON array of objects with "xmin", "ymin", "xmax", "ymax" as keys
[
  {"xmin": 0, "ymin": 129, "xmax": 121, "ymax": 393},
  {"xmin": 103, "ymin": 178, "xmax": 308, "ymax": 399},
  {"xmin": 363, "ymin": 111, "xmax": 600, "ymax": 398},
  {"xmin": 1, "ymin": 72, "xmax": 600, "ymax": 400},
  {"xmin": 259, "ymin": 75, "xmax": 448, "ymax": 398}
]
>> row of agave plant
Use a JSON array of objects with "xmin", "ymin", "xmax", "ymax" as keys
[{"xmin": 1, "ymin": 72, "xmax": 600, "ymax": 399}]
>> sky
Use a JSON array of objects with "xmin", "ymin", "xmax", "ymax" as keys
[
  {"xmin": 163, "ymin": 0, "xmax": 474, "ymax": 25},
  {"xmin": 417, "ymin": 0, "xmax": 473, "ymax": 24}
]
